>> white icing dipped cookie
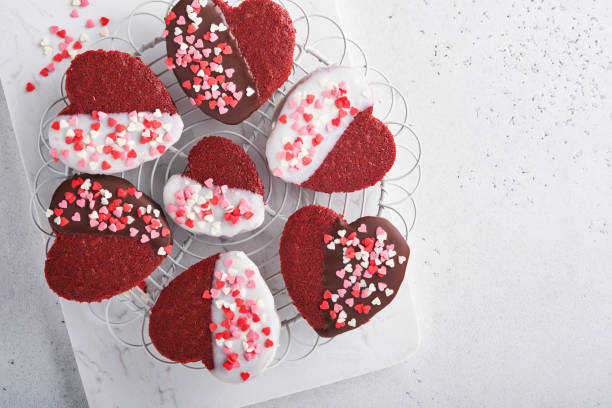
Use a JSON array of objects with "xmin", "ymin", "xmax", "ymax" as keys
[
  {"xmin": 162, "ymin": 136, "xmax": 266, "ymax": 238},
  {"xmin": 49, "ymin": 50, "xmax": 184, "ymax": 174},
  {"xmin": 149, "ymin": 251, "xmax": 280, "ymax": 383},
  {"xmin": 266, "ymin": 65, "xmax": 397, "ymax": 193}
]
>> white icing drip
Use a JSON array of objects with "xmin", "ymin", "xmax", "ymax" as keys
[
  {"xmin": 48, "ymin": 111, "xmax": 184, "ymax": 174},
  {"xmin": 266, "ymin": 66, "xmax": 373, "ymax": 185},
  {"xmin": 210, "ymin": 251, "xmax": 280, "ymax": 383},
  {"xmin": 162, "ymin": 175, "xmax": 265, "ymax": 238}
]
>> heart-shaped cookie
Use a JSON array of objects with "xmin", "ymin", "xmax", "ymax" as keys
[
  {"xmin": 48, "ymin": 50, "xmax": 184, "ymax": 174},
  {"xmin": 279, "ymin": 205, "xmax": 409, "ymax": 337},
  {"xmin": 163, "ymin": 136, "xmax": 265, "ymax": 237},
  {"xmin": 149, "ymin": 251, "xmax": 280, "ymax": 383},
  {"xmin": 266, "ymin": 66, "xmax": 396, "ymax": 193},
  {"xmin": 44, "ymin": 174, "xmax": 173, "ymax": 302},
  {"xmin": 164, "ymin": 0, "xmax": 295, "ymax": 124}
]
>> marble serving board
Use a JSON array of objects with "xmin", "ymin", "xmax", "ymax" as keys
[{"xmin": 0, "ymin": 0, "xmax": 419, "ymax": 406}]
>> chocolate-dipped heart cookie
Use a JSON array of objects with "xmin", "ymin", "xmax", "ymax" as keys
[
  {"xmin": 163, "ymin": 136, "xmax": 265, "ymax": 237},
  {"xmin": 149, "ymin": 251, "xmax": 280, "ymax": 383},
  {"xmin": 44, "ymin": 175, "xmax": 173, "ymax": 302},
  {"xmin": 266, "ymin": 66, "xmax": 396, "ymax": 193},
  {"xmin": 279, "ymin": 205, "xmax": 409, "ymax": 337},
  {"xmin": 164, "ymin": 0, "xmax": 295, "ymax": 124},
  {"xmin": 48, "ymin": 50, "xmax": 184, "ymax": 174}
]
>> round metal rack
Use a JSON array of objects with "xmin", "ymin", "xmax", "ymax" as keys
[{"xmin": 31, "ymin": 0, "xmax": 421, "ymax": 369}]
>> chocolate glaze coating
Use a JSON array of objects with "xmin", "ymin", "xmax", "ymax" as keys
[
  {"xmin": 47, "ymin": 174, "xmax": 172, "ymax": 254},
  {"xmin": 317, "ymin": 216, "xmax": 410, "ymax": 337},
  {"xmin": 165, "ymin": 0, "xmax": 260, "ymax": 124}
]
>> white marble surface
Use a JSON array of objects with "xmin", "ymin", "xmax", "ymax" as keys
[{"xmin": 2, "ymin": 0, "xmax": 612, "ymax": 407}]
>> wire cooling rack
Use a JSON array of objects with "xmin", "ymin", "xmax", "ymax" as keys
[{"xmin": 30, "ymin": 0, "xmax": 421, "ymax": 369}]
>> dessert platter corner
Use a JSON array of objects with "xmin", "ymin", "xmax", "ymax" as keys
[{"xmin": 30, "ymin": 0, "xmax": 421, "ymax": 387}]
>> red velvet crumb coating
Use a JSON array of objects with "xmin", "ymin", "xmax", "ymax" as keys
[
  {"xmin": 279, "ymin": 205, "xmax": 343, "ymax": 331},
  {"xmin": 186, "ymin": 136, "xmax": 264, "ymax": 197},
  {"xmin": 60, "ymin": 50, "xmax": 177, "ymax": 115},
  {"xmin": 213, "ymin": 0, "xmax": 295, "ymax": 106},
  {"xmin": 301, "ymin": 107, "xmax": 397, "ymax": 193},
  {"xmin": 45, "ymin": 234, "xmax": 164, "ymax": 302},
  {"xmin": 149, "ymin": 254, "xmax": 218, "ymax": 366}
]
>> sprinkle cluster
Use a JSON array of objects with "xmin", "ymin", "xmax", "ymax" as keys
[
  {"xmin": 202, "ymin": 257, "xmax": 274, "ymax": 382},
  {"xmin": 47, "ymin": 176, "xmax": 172, "ymax": 255},
  {"xmin": 49, "ymin": 109, "xmax": 175, "ymax": 172},
  {"xmin": 272, "ymin": 80, "xmax": 360, "ymax": 178},
  {"xmin": 321, "ymin": 224, "xmax": 407, "ymax": 329},
  {"xmin": 163, "ymin": 0, "xmax": 255, "ymax": 116},
  {"xmin": 166, "ymin": 178, "xmax": 255, "ymax": 234}
]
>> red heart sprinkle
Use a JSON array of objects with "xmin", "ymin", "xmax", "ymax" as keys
[
  {"xmin": 39, "ymin": 68, "xmax": 49, "ymax": 77},
  {"xmin": 278, "ymin": 114, "xmax": 287, "ymax": 124},
  {"xmin": 240, "ymin": 372, "xmax": 250, "ymax": 381},
  {"xmin": 100, "ymin": 17, "xmax": 110, "ymax": 26},
  {"xmin": 319, "ymin": 301, "xmax": 329, "ymax": 310},
  {"xmin": 208, "ymin": 323, "xmax": 218, "ymax": 332},
  {"xmin": 51, "ymin": 121, "xmax": 60, "ymax": 130},
  {"xmin": 26, "ymin": 82, "xmax": 36, "ymax": 92},
  {"xmin": 303, "ymin": 113, "xmax": 313, "ymax": 122},
  {"xmin": 57, "ymin": 29, "xmax": 66, "ymax": 38},
  {"xmin": 262, "ymin": 327, "xmax": 271, "ymax": 336},
  {"xmin": 101, "ymin": 161, "xmax": 111, "ymax": 170},
  {"xmin": 73, "ymin": 41, "xmax": 82, "ymax": 50},
  {"xmin": 264, "ymin": 338, "xmax": 274, "ymax": 348}
]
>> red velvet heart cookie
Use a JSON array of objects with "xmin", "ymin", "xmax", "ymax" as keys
[
  {"xmin": 266, "ymin": 66, "xmax": 396, "ymax": 193},
  {"xmin": 279, "ymin": 205, "xmax": 409, "ymax": 337},
  {"xmin": 163, "ymin": 136, "xmax": 265, "ymax": 237},
  {"xmin": 44, "ymin": 174, "xmax": 173, "ymax": 302},
  {"xmin": 48, "ymin": 50, "xmax": 184, "ymax": 174},
  {"xmin": 149, "ymin": 251, "xmax": 280, "ymax": 383},
  {"xmin": 164, "ymin": 0, "xmax": 295, "ymax": 124}
]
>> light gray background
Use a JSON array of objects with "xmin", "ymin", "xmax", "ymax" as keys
[{"xmin": 3, "ymin": 0, "xmax": 612, "ymax": 407}]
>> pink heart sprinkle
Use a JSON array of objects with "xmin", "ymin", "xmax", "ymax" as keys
[
  {"xmin": 218, "ymin": 106, "xmax": 228, "ymax": 114},
  {"xmin": 64, "ymin": 35, "xmax": 74, "ymax": 44},
  {"xmin": 58, "ymin": 200, "xmax": 67, "ymax": 208},
  {"xmin": 89, "ymin": 219, "xmax": 99, "ymax": 228},
  {"xmin": 236, "ymin": 275, "xmax": 246, "ymax": 285},
  {"xmin": 70, "ymin": 9, "xmax": 79, "ymax": 18},
  {"xmin": 247, "ymin": 280, "xmax": 256, "ymax": 289},
  {"xmin": 185, "ymin": 35, "xmax": 195, "ymax": 44},
  {"xmin": 50, "ymin": 26, "xmax": 59, "ymax": 34},
  {"xmin": 176, "ymin": 15, "xmax": 186, "ymax": 25},
  {"xmin": 333, "ymin": 304, "xmax": 343, "ymax": 313},
  {"xmin": 90, "ymin": 152, "xmax": 99, "ymax": 162},
  {"xmin": 245, "ymin": 269, "xmax": 255, "ymax": 278},
  {"xmin": 163, "ymin": 132, "xmax": 173, "ymax": 142},
  {"xmin": 71, "ymin": 213, "xmax": 80, "ymax": 222},
  {"xmin": 85, "ymin": 19, "xmax": 95, "ymax": 28},
  {"xmin": 272, "ymin": 168, "xmax": 283, "ymax": 177},
  {"xmin": 337, "ymin": 289, "xmax": 347, "ymax": 297},
  {"xmin": 129, "ymin": 228, "xmax": 139, "ymax": 237},
  {"xmin": 343, "ymin": 279, "xmax": 351, "ymax": 288},
  {"xmin": 376, "ymin": 227, "xmax": 385, "ymax": 236},
  {"xmin": 336, "ymin": 270, "xmax": 345, "ymax": 279},
  {"xmin": 108, "ymin": 224, "xmax": 117, "ymax": 232},
  {"xmin": 224, "ymin": 258, "xmax": 233, "ymax": 268},
  {"xmin": 76, "ymin": 199, "xmax": 85, "ymax": 208},
  {"xmin": 204, "ymin": 178, "xmax": 213, "ymax": 188},
  {"xmin": 98, "ymin": 222, "xmax": 107, "ymax": 231},
  {"xmin": 46, "ymin": 63, "xmax": 56, "ymax": 72},
  {"xmin": 77, "ymin": 159, "xmax": 87, "ymax": 168},
  {"xmin": 358, "ymin": 223, "xmax": 367, "ymax": 233},
  {"xmin": 378, "ymin": 282, "xmax": 388, "ymax": 291},
  {"xmin": 194, "ymin": 39, "xmax": 203, "ymax": 48},
  {"xmin": 140, "ymin": 234, "xmax": 150, "ymax": 243},
  {"xmin": 225, "ymin": 68, "xmax": 234, "ymax": 78},
  {"xmin": 150, "ymin": 230, "xmax": 160, "ymax": 239},
  {"xmin": 67, "ymin": 116, "xmax": 77, "ymax": 126},
  {"xmin": 134, "ymin": 191, "xmax": 142, "ymax": 199},
  {"xmin": 81, "ymin": 0, "xmax": 89, "ymax": 6},
  {"xmin": 167, "ymin": 204, "xmax": 177, "ymax": 213},
  {"xmin": 125, "ymin": 158, "xmax": 136, "ymax": 167},
  {"xmin": 210, "ymin": 288, "xmax": 220, "ymax": 298},
  {"xmin": 345, "ymin": 298, "xmax": 354, "ymax": 307}
]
